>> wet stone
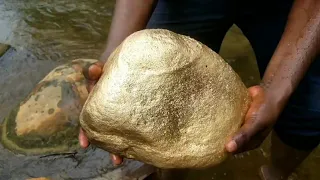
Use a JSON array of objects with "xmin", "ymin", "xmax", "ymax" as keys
[
  {"xmin": 1, "ymin": 59, "xmax": 97, "ymax": 155},
  {"xmin": 48, "ymin": 108, "xmax": 54, "ymax": 114},
  {"xmin": 0, "ymin": 44, "xmax": 10, "ymax": 57}
]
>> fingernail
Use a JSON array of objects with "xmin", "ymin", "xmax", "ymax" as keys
[
  {"xmin": 111, "ymin": 154, "xmax": 117, "ymax": 161},
  {"xmin": 226, "ymin": 140, "xmax": 237, "ymax": 152},
  {"xmin": 111, "ymin": 155, "xmax": 121, "ymax": 166},
  {"xmin": 79, "ymin": 140, "xmax": 84, "ymax": 147},
  {"xmin": 79, "ymin": 138, "xmax": 88, "ymax": 148},
  {"xmin": 79, "ymin": 134, "xmax": 84, "ymax": 148}
]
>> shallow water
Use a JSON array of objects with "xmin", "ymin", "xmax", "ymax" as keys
[
  {"xmin": 0, "ymin": 0, "xmax": 319, "ymax": 179},
  {"xmin": 0, "ymin": 1, "xmax": 146, "ymax": 180}
]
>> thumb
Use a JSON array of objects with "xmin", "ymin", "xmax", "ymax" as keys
[
  {"xmin": 225, "ymin": 119, "xmax": 270, "ymax": 153},
  {"xmin": 83, "ymin": 62, "xmax": 104, "ymax": 92},
  {"xmin": 225, "ymin": 85, "xmax": 266, "ymax": 153},
  {"xmin": 110, "ymin": 154, "xmax": 123, "ymax": 166},
  {"xmin": 79, "ymin": 128, "xmax": 90, "ymax": 148},
  {"xmin": 225, "ymin": 124, "xmax": 254, "ymax": 153},
  {"xmin": 83, "ymin": 61, "xmax": 104, "ymax": 81}
]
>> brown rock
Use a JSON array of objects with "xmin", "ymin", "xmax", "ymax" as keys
[
  {"xmin": 14, "ymin": 59, "xmax": 93, "ymax": 137},
  {"xmin": 26, "ymin": 178, "xmax": 50, "ymax": 180},
  {"xmin": 80, "ymin": 29, "xmax": 251, "ymax": 169},
  {"xmin": 0, "ymin": 43, "xmax": 10, "ymax": 57},
  {"xmin": 1, "ymin": 59, "xmax": 97, "ymax": 155}
]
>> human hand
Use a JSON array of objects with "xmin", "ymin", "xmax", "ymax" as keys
[
  {"xmin": 79, "ymin": 61, "xmax": 124, "ymax": 165},
  {"xmin": 225, "ymin": 85, "xmax": 281, "ymax": 154}
]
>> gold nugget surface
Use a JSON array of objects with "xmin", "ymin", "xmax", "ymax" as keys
[{"xmin": 80, "ymin": 29, "xmax": 251, "ymax": 169}]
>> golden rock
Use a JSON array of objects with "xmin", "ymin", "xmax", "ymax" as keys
[{"xmin": 80, "ymin": 29, "xmax": 251, "ymax": 169}]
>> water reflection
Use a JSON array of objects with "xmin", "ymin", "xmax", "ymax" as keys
[{"xmin": 1, "ymin": 0, "xmax": 114, "ymax": 61}]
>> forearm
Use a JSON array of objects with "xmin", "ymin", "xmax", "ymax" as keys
[
  {"xmin": 100, "ymin": 0, "xmax": 158, "ymax": 62},
  {"xmin": 261, "ymin": 0, "xmax": 320, "ymax": 110}
]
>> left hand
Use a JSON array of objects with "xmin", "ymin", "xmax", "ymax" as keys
[
  {"xmin": 225, "ymin": 85, "xmax": 281, "ymax": 154},
  {"xmin": 79, "ymin": 62, "xmax": 124, "ymax": 166}
]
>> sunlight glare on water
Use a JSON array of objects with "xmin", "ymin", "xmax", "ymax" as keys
[{"xmin": 1, "ymin": 0, "xmax": 114, "ymax": 61}]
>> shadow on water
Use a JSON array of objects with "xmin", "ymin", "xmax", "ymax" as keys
[{"xmin": 0, "ymin": 0, "xmax": 319, "ymax": 179}]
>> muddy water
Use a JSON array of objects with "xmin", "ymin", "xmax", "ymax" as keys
[{"xmin": 0, "ymin": 0, "xmax": 319, "ymax": 180}]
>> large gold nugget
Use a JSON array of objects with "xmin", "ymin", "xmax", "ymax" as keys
[{"xmin": 80, "ymin": 29, "xmax": 251, "ymax": 169}]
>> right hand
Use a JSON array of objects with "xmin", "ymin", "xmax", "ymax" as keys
[{"xmin": 79, "ymin": 61, "xmax": 124, "ymax": 166}]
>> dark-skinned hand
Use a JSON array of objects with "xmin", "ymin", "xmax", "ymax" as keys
[
  {"xmin": 79, "ymin": 61, "xmax": 124, "ymax": 166},
  {"xmin": 225, "ymin": 85, "xmax": 280, "ymax": 154}
]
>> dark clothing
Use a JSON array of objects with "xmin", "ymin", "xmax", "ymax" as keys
[{"xmin": 147, "ymin": 0, "xmax": 320, "ymax": 150}]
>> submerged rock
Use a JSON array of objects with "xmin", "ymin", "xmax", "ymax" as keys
[
  {"xmin": 26, "ymin": 178, "xmax": 51, "ymax": 180},
  {"xmin": 1, "ymin": 59, "xmax": 97, "ymax": 155},
  {"xmin": 0, "ymin": 43, "xmax": 10, "ymax": 57},
  {"xmin": 80, "ymin": 29, "xmax": 251, "ymax": 169}
]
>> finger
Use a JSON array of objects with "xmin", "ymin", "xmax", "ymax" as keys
[
  {"xmin": 110, "ymin": 154, "xmax": 123, "ymax": 166},
  {"xmin": 248, "ymin": 85, "xmax": 263, "ymax": 98},
  {"xmin": 86, "ymin": 80, "xmax": 97, "ymax": 93},
  {"xmin": 83, "ymin": 61, "xmax": 104, "ymax": 81},
  {"xmin": 226, "ymin": 118, "xmax": 269, "ymax": 154},
  {"xmin": 79, "ymin": 128, "xmax": 90, "ymax": 148},
  {"xmin": 225, "ymin": 123, "xmax": 255, "ymax": 153}
]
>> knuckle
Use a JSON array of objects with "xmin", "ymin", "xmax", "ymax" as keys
[{"xmin": 236, "ymin": 131, "xmax": 250, "ymax": 145}]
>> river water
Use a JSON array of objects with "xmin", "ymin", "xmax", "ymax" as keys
[
  {"xmin": 0, "ymin": 0, "xmax": 319, "ymax": 180},
  {"xmin": 0, "ymin": 1, "xmax": 145, "ymax": 180}
]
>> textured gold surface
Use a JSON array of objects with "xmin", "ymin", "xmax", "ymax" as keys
[{"xmin": 80, "ymin": 29, "xmax": 251, "ymax": 169}]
